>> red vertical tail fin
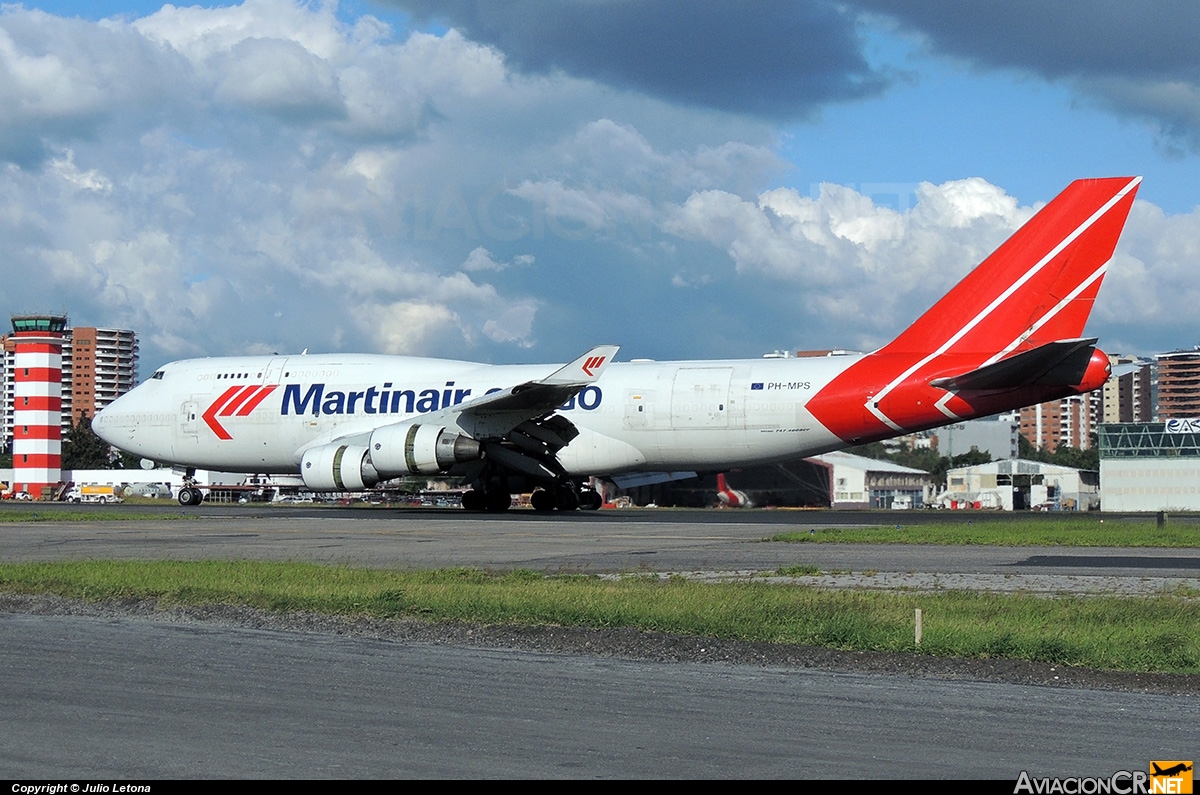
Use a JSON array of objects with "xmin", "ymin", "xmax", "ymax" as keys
[
  {"xmin": 808, "ymin": 177, "xmax": 1141, "ymax": 442},
  {"xmin": 886, "ymin": 176, "xmax": 1140, "ymax": 358}
]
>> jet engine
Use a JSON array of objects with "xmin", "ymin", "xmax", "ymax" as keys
[
  {"xmin": 300, "ymin": 443, "xmax": 380, "ymax": 491},
  {"xmin": 368, "ymin": 422, "xmax": 483, "ymax": 477}
]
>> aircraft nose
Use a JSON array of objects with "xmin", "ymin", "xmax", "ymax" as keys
[{"xmin": 93, "ymin": 389, "xmax": 149, "ymax": 450}]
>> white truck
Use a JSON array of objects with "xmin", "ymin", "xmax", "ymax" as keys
[{"xmin": 66, "ymin": 484, "xmax": 124, "ymax": 504}]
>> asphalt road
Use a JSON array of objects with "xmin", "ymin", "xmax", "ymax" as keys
[{"xmin": 2, "ymin": 610, "xmax": 1195, "ymax": 779}]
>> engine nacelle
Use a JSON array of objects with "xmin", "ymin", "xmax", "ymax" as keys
[
  {"xmin": 368, "ymin": 422, "xmax": 483, "ymax": 477},
  {"xmin": 300, "ymin": 444, "xmax": 380, "ymax": 491}
]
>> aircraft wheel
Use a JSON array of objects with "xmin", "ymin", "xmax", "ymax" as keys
[
  {"xmin": 461, "ymin": 490, "xmax": 486, "ymax": 511},
  {"xmin": 530, "ymin": 489, "xmax": 556, "ymax": 512},
  {"xmin": 178, "ymin": 487, "xmax": 197, "ymax": 507},
  {"xmin": 485, "ymin": 490, "xmax": 512, "ymax": 512},
  {"xmin": 554, "ymin": 487, "xmax": 580, "ymax": 511},
  {"xmin": 578, "ymin": 489, "xmax": 603, "ymax": 511}
]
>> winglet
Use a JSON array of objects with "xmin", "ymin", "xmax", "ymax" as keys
[{"xmin": 541, "ymin": 345, "xmax": 620, "ymax": 385}]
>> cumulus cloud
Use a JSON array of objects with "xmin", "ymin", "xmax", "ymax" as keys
[
  {"xmin": 215, "ymin": 37, "xmax": 345, "ymax": 120},
  {"xmin": 482, "ymin": 299, "xmax": 539, "ymax": 346},
  {"xmin": 461, "ymin": 246, "xmax": 534, "ymax": 272},
  {"xmin": 0, "ymin": 8, "xmax": 181, "ymax": 165},
  {"xmin": 1094, "ymin": 200, "xmax": 1200, "ymax": 353},
  {"xmin": 655, "ymin": 176, "xmax": 1192, "ymax": 356},
  {"xmin": 366, "ymin": 300, "xmax": 460, "ymax": 354},
  {"xmin": 0, "ymin": 1, "xmax": 566, "ymax": 367},
  {"xmin": 663, "ymin": 178, "xmax": 1037, "ymax": 346}
]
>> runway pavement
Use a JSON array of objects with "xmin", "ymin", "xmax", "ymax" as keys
[{"xmin": 1, "ymin": 503, "xmax": 1197, "ymax": 594}]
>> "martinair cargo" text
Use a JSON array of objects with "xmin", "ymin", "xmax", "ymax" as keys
[{"xmin": 280, "ymin": 382, "xmax": 602, "ymax": 416}]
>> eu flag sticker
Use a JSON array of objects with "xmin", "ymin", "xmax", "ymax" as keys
[{"xmin": 751, "ymin": 383, "xmax": 764, "ymax": 390}]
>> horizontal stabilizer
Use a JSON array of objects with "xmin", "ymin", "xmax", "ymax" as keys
[{"xmin": 930, "ymin": 338, "xmax": 1098, "ymax": 391}]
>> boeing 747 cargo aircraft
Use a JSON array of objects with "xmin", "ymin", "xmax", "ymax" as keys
[{"xmin": 94, "ymin": 177, "xmax": 1141, "ymax": 511}]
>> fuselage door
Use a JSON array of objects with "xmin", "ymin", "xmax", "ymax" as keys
[
  {"xmin": 670, "ymin": 367, "xmax": 733, "ymax": 429},
  {"xmin": 262, "ymin": 357, "xmax": 288, "ymax": 386},
  {"xmin": 181, "ymin": 400, "xmax": 199, "ymax": 437},
  {"xmin": 624, "ymin": 390, "xmax": 655, "ymax": 429}
]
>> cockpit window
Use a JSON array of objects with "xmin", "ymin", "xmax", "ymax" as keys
[{"xmin": 151, "ymin": 370, "xmax": 165, "ymax": 380}]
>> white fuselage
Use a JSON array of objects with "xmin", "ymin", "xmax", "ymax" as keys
[{"xmin": 94, "ymin": 353, "xmax": 858, "ymax": 476}]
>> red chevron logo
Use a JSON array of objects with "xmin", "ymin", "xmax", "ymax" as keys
[
  {"xmin": 202, "ymin": 384, "xmax": 278, "ymax": 440},
  {"xmin": 582, "ymin": 355, "xmax": 606, "ymax": 377}
]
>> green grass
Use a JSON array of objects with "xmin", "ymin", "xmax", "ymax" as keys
[
  {"xmin": 776, "ymin": 564, "xmax": 821, "ymax": 577},
  {"xmin": 1, "ymin": 560, "xmax": 1197, "ymax": 673},
  {"xmin": 772, "ymin": 518, "xmax": 1200, "ymax": 546}
]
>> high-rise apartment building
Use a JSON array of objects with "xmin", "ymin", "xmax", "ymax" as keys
[
  {"xmin": 60, "ymin": 327, "xmax": 140, "ymax": 427},
  {"xmin": 1101, "ymin": 354, "xmax": 1154, "ymax": 424},
  {"xmin": 1019, "ymin": 392, "xmax": 1100, "ymax": 454},
  {"xmin": 1155, "ymin": 349, "xmax": 1200, "ymax": 419}
]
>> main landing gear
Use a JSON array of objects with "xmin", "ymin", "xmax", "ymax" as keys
[
  {"xmin": 460, "ymin": 488, "xmax": 513, "ymax": 513},
  {"xmin": 459, "ymin": 480, "xmax": 602, "ymax": 512},
  {"xmin": 529, "ymin": 484, "xmax": 601, "ymax": 512}
]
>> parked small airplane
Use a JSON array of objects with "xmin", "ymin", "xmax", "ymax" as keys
[
  {"xmin": 715, "ymin": 473, "xmax": 752, "ymax": 508},
  {"xmin": 94, "ymin": 177, "xmax": 1140, "ymax": 511}
]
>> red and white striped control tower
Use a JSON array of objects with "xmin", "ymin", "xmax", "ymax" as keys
[{"xmin": 10, "ymin": 314, "xmax": 67, "ymax": 498}]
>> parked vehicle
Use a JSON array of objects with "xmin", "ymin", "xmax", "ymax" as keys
[{"xmin": 66, "ymin": 484, "xmax": 124, "ymax": 504}]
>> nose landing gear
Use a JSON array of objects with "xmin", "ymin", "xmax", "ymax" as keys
[
  {"xmin": 177, "ymin": 486, "xmax": 203, "ymax": 506},
  {"xmin": 177, "ymin": 469, "xmax": 204, "ymax": 506}
]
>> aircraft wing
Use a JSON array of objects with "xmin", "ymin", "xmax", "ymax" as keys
[{"xmin": 460, "ymin": 344, "xmax": 619, "ymax": 420}]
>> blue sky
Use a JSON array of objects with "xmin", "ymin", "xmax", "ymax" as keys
[{"xmin": 2, "ymin": 1, "xmax": 1198, "ymax": 373}]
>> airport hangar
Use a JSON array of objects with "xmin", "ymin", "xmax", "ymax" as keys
[{"xmin": 1099, "ymin": 420, "xmax": 1200, "ymax": 511}]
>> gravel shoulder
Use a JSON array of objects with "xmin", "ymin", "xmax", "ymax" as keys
[{"xmin": 3, "ymin": 592, "xmax": 1198, "ymax": 697}]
